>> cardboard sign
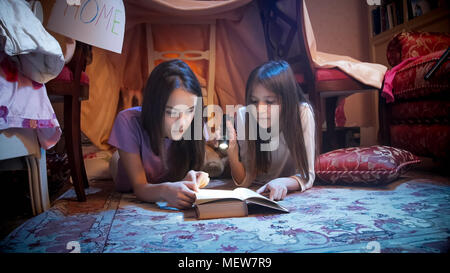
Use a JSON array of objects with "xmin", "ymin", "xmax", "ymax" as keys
[{"xmin": 47, "ymin": 0, "xmax": 125, "ymax": 54}]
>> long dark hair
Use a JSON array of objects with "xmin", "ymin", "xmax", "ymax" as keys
[
  {"xmin": 141, "ymin": 59, "xmax": 205, "ymax": 182},
  {"xmin": 245, "ymin": 60, "xmax": 314, "ymax": 181}
]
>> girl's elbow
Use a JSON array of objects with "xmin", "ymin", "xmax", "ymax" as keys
[{"xmin": 133, "ymin": 186, "xmax": 147, "ymax": 202}]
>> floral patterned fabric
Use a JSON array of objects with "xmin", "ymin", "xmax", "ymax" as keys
[
  {"xmin": 382, "ymin": 31, "xmax": 450, "ymax": 159},
  {"xmin": 386, "ymin": 31, "xmax": 450, "ymax": 67},
  {"xmin": 390, "ymin": 125, "xmax": 450, "ymax": 159},
  {"xmin": 389, "ymin": 49, "xmax": 450, "ymax": 101},
  {"xmin": 315, "ymin": 146, "xmax": 420, "ymax": 185},
  {"xmin": 1, "ymin": 178, "xmax": 449, "ymax": 253},
  {"xmin": 0, "ymin": 53, "xmax": 61, "ymax": 149},
  {"xmin": 390, "ymin": 100, "xmax": 450, "ymax": 123}
]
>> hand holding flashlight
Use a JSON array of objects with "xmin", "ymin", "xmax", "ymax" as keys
[
  {"xmin": 219, "ymin": 115, "xmax": 237, "ymax": 153},
  {"xmin": 218, "ymin": 114, "xmax": 229, "ymax": 150}
]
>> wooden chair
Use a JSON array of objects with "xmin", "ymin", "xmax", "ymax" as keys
[
  {"xmin": 145, "ymin": 19, "xmax": 217, "ymax": 126},
  {"xmin": 257, "ymin": 0, "xmax": 377, "ymax": 152},
  {"xmin": 45, "ymin": 42, "xmax": 91, "ymax": 202}
]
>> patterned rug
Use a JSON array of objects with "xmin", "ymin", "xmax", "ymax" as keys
[{"xmin": 1, "ymin": 175, "xmax": 449, "ymax": 253}]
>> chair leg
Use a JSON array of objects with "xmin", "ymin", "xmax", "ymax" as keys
[
  {"xmin": 79, "ymin": 139, "xmax": 89, "ymax": 188},
  {"xmin": 309, "ymin": 90, "xmax": 323, "ymax": 153},
  {"xmin": 64, "ymin": 95, "xmax": 86, "ymax": 202},
  {"xmin": 324, "ymin": 97, "xmax": 338, "ymax": 152}
]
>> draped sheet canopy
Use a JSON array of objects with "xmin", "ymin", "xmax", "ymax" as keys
[{"xmin": 78, "ymin": 0, "xmax": 386, "ymax": 150}]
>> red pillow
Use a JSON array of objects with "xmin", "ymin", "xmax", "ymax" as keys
[{"xmin": 315, "ymin": 145, "xmax": 420, "ymax": 185}]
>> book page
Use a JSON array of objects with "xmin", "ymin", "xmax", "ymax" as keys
[
  {"xmin": 233, "ymin": 187, "xmax": 269, "ymax": 200},
  {"xmin": 235, "ymin": 188, "xmax": 289, "ymax": 213},
  {"xmin": 246, "ymin": 198, "xmax": 289, "ymax": 213},
  {"xmin": 195, "ymin": 187, "xmax": 282, "ymax": 206},
  {"xmin": 195, "ymin": 189, "xmax": 244, "ymax": 205}
]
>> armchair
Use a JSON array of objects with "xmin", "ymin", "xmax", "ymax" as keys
[
  {"xmin": 257, "ymin": 0, "xmax": 378, "ymax": 153},
  {"xmin": 379, "ymin": 31, "xmax": 450, "ymax": 160}
]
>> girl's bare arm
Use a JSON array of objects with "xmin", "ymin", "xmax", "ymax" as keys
[{"xmin": 118, "ymin": 149, "xmax": 197, "ymax": 209}]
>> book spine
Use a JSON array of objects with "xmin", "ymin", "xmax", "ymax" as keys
[
  {"xmin": 395, "ymin": 0, "xmax": 404, "ymax": 24},
  {"xmin": 381, "ymin": 5, "xmax": 387, "ymax": 32},
  {"xmin": 372, "ymin": 7, "xmax": 381, "ymax": 35},
  {"xmin": 387, "ymin": 3, "xmax": 394, "ymax": 29},
  {"xmin": 392, "ymin": 2, "xmax": 397, "ymax": 26},
  {"xmin": 407, "ymin": 0, "xmax": 414, "ymax": 20}
]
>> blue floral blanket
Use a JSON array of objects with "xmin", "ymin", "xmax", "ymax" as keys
[{"xmin": 1, "ymin": 177, "xmax": 449, "ymax": 253}]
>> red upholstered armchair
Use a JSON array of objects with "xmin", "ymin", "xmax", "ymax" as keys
[{"xmin": 379, "ymin": 31, "xmax": 450, "ymax": 160}]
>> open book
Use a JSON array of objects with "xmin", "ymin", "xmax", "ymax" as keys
[{"xmin": 194, "ymin": 187, "xmax": 289, "ymax": 220}]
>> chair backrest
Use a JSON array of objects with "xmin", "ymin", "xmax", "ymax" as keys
[
  {"xmin": 146, "ymin": 20, "xmax": 216, "ymax": 110},
  {"xmin": 257, "ymin": 0, "xmax": 314, "ymax": 93},
  {"xmin": 69, "ymin": 42, "xmax": 91, "ymax": 99},
  {"xmin": 46, "ymin": 41, "xmax": 91, "ymax": 101}
]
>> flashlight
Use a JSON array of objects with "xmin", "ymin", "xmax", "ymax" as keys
[{"xmin": 218, "ymin": 114, "xmax": 229, "ymax": 151}]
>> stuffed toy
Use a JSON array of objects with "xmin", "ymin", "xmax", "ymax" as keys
[{"xmin": 202, "ymin": 143, "xmax": 229, "ymax": 178}]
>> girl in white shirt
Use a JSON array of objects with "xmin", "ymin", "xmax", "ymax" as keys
[{"xmin": 226, "ymin": 60, "xmax": 317, "ymax": 201}]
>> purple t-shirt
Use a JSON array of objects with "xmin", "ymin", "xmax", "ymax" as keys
[{"xmin": 108, "ymin": 106, "xmax": 171, "ymax": 192}]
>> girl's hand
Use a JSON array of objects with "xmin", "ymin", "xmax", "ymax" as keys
[
  {"xmin": 161, "ymin": 181, "xmax": 198, "ymax": 210},
  {"xmin": 184, "ymin": 170, "xmax": 210, "ymax": 189},
  {"xmin": 212, "ymin": 118, "xmax": 237, "ymax": 152},
  {"xmin": 225, "ymin": 120, "xmax": 237, "ymax": 152},
  {"xmin": 256, "ymin": 178, "xmax": 289, "ymax": 201},
  {"xmin": 160, "ymin": 170, "xmax": 210, "ymax": 210}
]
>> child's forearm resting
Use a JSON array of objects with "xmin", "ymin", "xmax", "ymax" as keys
[
  {"xmin": 133, "ymin": 182, "xmax": 169, "ymax": 203},
  {"xmin": 228, "ymin": 145, "xmax": 246, "ymax": 185},
  {"xmin": 119, "ymin": 149, "xmax": 171, "ymax": 203}
]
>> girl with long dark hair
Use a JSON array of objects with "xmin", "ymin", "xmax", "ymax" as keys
[
  {"xmin": 226, "ymin": 60, "xmax": 316, "ymax": 200},
  {"xmin": 109, "ymin": 59, "xmax": 208, "ymax": 209}
]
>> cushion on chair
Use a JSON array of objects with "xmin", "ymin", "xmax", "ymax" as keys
[
  {"xmin": 386, "ymin": 31, "xmax": 450, "ymax": 67},
  {"xmin": 390, "ymin": 124, "xmax": 450, "ymax": 159},
  {"xmin": 315, "ymin": 145, "xmax": 420, "ymax": 185},
  {"xmin": 53, "ymin": 65, "xmax": 89, "ymax": 85},
  {"xmin": 315, "ymin": 68, "xmax": 350, "ymax": 81},
  {"xmin": 391, "ymin": 49, "xmax": 450, "ymax": 100}
]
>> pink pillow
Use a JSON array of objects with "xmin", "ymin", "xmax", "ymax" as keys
[{"xmin": 315, "ymin": 145, "xmax": 420, "ymax": 185}]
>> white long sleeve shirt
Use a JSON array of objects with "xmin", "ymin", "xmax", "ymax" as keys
[{"xmin": 233, "ymin": 103, "xmax": 316, "ymax": 192}]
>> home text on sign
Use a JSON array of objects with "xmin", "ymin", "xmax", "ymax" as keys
[
  {"xmin": 63, "ymin": 0, "xmax": 122, "ymax": 35},
  {"xmin": 47, "ymin": 0, "xmax": 125, "ymax": 53}
]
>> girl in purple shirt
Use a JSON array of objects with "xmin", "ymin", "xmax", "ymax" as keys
[{"xmin": 109, "ymin": 59, "xmax": 209, "ymax": 209}]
